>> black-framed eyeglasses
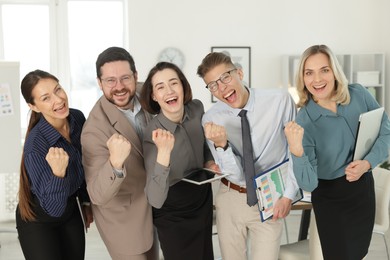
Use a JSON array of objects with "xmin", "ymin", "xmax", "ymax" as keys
[
  {"xmin": 205, "ymin": 68, "xmax": 237, "ymax": 92},
  {"xmin": 101, "ymin": 74, "xmax": 134, "ymax": 88}
]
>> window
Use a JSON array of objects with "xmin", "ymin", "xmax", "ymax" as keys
[
  {"xmin": 0, "ymin": 0, "xmax": 126, "ymax": 129},
  {"xmin": 68, "ymin": 0, "xmax": 124, "ymax": 115},
  {"xmin": 1, "ymin": 3, "xmax": 50, "ymax": 128}
]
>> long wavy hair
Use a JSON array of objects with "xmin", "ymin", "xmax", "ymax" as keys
[{"xmin": 19, "ymin": 69, "xmax": 59, "ymax": 221}]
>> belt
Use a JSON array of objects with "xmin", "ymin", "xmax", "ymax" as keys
[{"xmin": 221, "ymin": 177, "xmax": 247, "ymax": 193}]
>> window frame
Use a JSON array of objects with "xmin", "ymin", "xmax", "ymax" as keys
[
  {"xmin": 0, "ymin": 0, "xmax": 128, "ymax": 131},
  {"xmin": 0, "ymin": 0, "xmax": 128, "ymax": 94}
]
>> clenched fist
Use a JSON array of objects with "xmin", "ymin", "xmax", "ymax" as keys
[
  {"xmin": 46, "ymin": 147, "xmax": 69, "ymax": 178},
  {"xmin": 203, "ymin": 122, "xmax": 227, "ymax": 148},
  {"xmin": 152, "ymin": 129, "xmax": 174, "ymax": 167},
  {"xmin": 284, "ymin": 121, "xmax": 304, "ymax": 157},
  {"xmin": 107, "ymin": 133, "xmax": 131, "ymax": 170}
]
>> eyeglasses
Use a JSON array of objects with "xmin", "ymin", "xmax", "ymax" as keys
[
  {"xmin": 101, "ymin": 74, "xmax": 134, "ymax": 88},
  {"xmin": 206, "ymin": 68, "xmax": 237, "ymax": 92}
]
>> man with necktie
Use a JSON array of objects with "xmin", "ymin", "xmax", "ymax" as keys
[{"xmin": 197, "ymin": 52, "xmax": 299, "ymax": 260}]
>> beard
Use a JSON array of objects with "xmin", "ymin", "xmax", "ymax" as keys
[{"xmin": 105, "ymin": 89, "xmax": 135, "ymax": 110}]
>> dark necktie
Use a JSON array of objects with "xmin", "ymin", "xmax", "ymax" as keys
[{"xmin": 238, "ymin": 109, "xmax": 258, "ymax": 206}]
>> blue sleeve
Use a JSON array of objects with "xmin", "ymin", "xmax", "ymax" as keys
[
  {"xmin": 291, "ymin": 154, "xmax": 318, "ymax": 192},
  {"xmin": 362, "ymin": 87, "xmax": 390, "ymax": 167},
  {"xmin": 25, "ymin": 152, "xmax": 72, "ymax": 217},
  {"xmin": 290, "ymin": 110, "xmax": 319, "ymax": 192},
  {"xmin": 365, "ymin": 112, "xmax": 390, "ymax": 168}
]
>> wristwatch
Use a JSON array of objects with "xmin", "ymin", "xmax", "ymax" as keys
[
  {"xmin": 215, "ymin": 142, "xmax": 229, "ymax": 152},
  {"xmin": 112, "ymin": 167, "xmax": 124, "ymax": 178}
]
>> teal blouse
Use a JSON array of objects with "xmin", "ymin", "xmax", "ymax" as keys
[{"xmin": 292, "ymin": 84, "xmax": 390, "ymax": 192}]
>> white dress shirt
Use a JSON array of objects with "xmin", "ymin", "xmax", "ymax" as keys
[{"xmin": 202, "ymin": 87, "xmax": 299, "ymax": 200}]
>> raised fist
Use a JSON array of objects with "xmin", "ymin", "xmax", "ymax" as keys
[
  {"xmin": 204, "ymin": 122, "xmax": 228, "ymax": 148},
  {"xmin": 107, "ymin": 133, "xmax": 131, "ymax": 169},
  {"xmin": 46, "ymin": 147, "xmax": 69, "ymax": 178}
]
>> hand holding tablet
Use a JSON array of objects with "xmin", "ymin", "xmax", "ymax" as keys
[{"xmin": 182, "ymin": 168, "xmax": 230, "ymax": 185}]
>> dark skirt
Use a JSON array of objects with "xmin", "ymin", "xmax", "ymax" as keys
[
  {"xmin": 153, "ymin": 180, "xmax": 214, "ymax": 260},
  {"xmin": 312, "ymin": 171, "xmax": 375, "ymax": 260}
]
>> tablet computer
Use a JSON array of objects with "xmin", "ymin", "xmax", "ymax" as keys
[
  {"xmin": 353, "ymin": 107, "xmax": 384, "ymax": 160},
  {"xmin": 182, "ymin": 168, "xmax": 230, "ymax": 185}
]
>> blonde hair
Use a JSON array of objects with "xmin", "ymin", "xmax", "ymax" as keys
[{"xmin": 295, "ymin": 45, "xmax": 350, "ymax": 108}]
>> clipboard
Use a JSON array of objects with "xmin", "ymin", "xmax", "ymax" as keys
[
  {"xmin": 254, "ymin": 159, "xmax": 303, "ymax": 222},
  {"xmin": 182, "ymin": 168, "xmax": 230, "ymax": 185}
]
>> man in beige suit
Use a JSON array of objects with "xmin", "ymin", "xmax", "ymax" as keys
[{"xmin": 81, "ymin": 47, "xmax": 158, "ymax": 260}]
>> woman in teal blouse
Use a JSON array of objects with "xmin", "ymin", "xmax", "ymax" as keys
[{"xmin": 284, "ymin": 45, "xmax": 390, "ymax": 260}]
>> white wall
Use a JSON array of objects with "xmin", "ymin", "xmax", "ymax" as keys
[{"xmin": 127, "ymin": 0, "xmax": 390, "ymax": 112}]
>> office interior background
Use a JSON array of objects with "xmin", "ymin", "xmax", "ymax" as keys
[
  {"xmin": 1, "ymin": 0, "xmax": 390, "ymax": 258},
  {"xmin": 0, "ymin": 0, "xmax": 390, "ymax": 206},
  {"xmin": 1, "ymin": 0, "xmax": 390, "ymax": 122},
  {"xmin": 2, "ymin": 0, "xmax": 389, "ymax": 164}
]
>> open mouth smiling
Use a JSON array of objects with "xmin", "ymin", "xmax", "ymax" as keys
[
  {"xmin": 54, "ymin": 104, "xmax": 65, "ymax": 112},
  {"xmin": 313, "ymin": 84, "xmax": 326, "ymax": 90},
  {"xmin": 114, "ymin": 91, "xmax": 127, "ymax": 96},
  {"xmin": 166, "ymin": 97, "xmax": 178, "ymax": 104}
]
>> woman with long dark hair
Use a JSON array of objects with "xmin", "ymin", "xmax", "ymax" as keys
[{"xmin": 16, "ymin": 69, "xmax": 93, "ymax": 260}]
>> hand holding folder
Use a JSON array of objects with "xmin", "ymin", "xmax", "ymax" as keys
[{"xmin": 254, "ymin": 159, "xmax": 302, "ymax": 222}]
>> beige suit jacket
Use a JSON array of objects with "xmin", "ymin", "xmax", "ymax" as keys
[{"xmin": 81, "ymin": 88, "xmax": 153, "ymax": 257}]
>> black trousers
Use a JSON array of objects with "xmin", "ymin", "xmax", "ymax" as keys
[{"xmin": 16, "ymin": 195, "xmax": 85, "ymax": 260}]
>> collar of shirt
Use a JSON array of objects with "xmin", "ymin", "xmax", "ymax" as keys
[
  {"xmin": 118, "ymin": 95, "xmax": 142, "ymax": 116},
  {"xmin": 305, "ymin": 98, "xmax": 339, "ymax": 122},
  {"xmin": 226, "ymin": 87, "xmax": 256, "ymax": 117},
  {"xmin": 37, "ymin": 111, "xmax": 76, "ymax": 146},
  {"xmin": 240, "ymin": 87, "xmax": 255, "ymax": 114},
  {"xmin": 156, "ymin": 103, "xmax": 190, "ymax": 133},
  {"xmin": 133, "ymin": 95, "xmax": 142, "ymax": 115}
]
